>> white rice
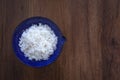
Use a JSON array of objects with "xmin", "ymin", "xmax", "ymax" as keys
[{"xmin": 19, "ymin": 23, "xmax": 58, "ymax": 61}]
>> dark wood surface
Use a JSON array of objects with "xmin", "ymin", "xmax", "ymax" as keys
[{"xmin": 1, "ymin": 0, "xmax": 120, "ymax": 80}]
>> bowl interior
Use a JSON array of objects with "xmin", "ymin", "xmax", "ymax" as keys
[{"xmin": 12, "ymin": 17, "xmax": 65, "ymax": 67}]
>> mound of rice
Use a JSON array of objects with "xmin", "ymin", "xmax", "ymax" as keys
[{"xmin": 19, "ymin": 23, "xmax": 58, "ymax": 61}]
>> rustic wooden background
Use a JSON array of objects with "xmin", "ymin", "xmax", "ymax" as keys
[{"xmin": 1, "ymin": 0, "xmax": 120, "ymax": 80}]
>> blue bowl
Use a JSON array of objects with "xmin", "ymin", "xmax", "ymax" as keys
[{"xmin": 12, "ymin": 17, "xmax": 66, "ymax": 67}]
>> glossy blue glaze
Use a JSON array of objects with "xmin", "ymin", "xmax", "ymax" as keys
[{"xmin": 12, "ymin": 17, "xmax": 66, "ymax": 67}]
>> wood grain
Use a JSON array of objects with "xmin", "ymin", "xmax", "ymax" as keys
[{"xmin": 0, "ymin": 0, "xmax": 120, "ymax": 80}]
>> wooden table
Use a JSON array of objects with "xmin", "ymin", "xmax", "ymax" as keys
[{"xmin": 0, "ymin": 0, "xmax": 120, "ymax": 80}]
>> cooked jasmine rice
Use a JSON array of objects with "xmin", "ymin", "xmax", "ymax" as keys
[{"xmin": 19, "ymin": 23, "xmax": 58, "ymax": 61}]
